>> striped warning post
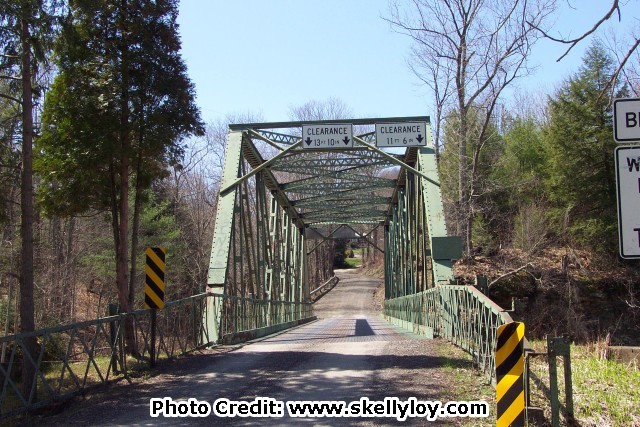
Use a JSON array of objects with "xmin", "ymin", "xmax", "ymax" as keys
[
  {"xmin": 496, "ymin": 321, "xmax": 525, "ymax": 427},
  {"xmin": 144, "ymin": 247, "xmax": 166, "ymax": 309}
]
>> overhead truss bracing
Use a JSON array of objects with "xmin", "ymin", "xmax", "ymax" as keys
[
  {"xmin": 205, "ymin": 117, "xmax": 461, "ymax": 343},
  {"xmin": 270, "ymin": 152, "xmax": 395, "ymax": 174}
]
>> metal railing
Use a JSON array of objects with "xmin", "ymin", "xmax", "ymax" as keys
[
  {"xmin": 384, "ymin": 284, "xmax": 514, "ymax": 382},
  {"xmin": 219, "ymin": 295, "xmax": 314, "ymax": 338},
  {"xmin": 0, "ymin": 293, "xmax": 312, "ymax": 418},
  {"xmin": 308, "ymin": 275, "xmax": 339, "ymax": 303}
]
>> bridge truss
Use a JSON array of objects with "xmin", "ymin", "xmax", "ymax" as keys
[{"xmin": 204, "ymin": 117, "xmax": 461, "ymax": 343}]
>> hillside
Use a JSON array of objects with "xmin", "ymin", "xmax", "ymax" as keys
[{"xmin": 454, "ymin": 246, "xmax": 640, "ymax": 345}]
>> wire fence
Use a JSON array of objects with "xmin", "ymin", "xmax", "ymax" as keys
[{"xmin": 0, "ymin": 293, "xmax": 312, "ymax": 419}]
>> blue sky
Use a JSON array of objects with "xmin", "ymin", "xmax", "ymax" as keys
[{"xmin": 177, "ymin": 0, "xmax": 638, "ymax": 125}]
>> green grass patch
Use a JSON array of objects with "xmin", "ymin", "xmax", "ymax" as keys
[
  {"xmin": 344, "ymin": 257, "xmax": 362, "ymax": 267},
  {"xmin": 432, "ymin": 339, "xmax": 495, "ymax": 426},
  {"xmin": 572, "ymin": 354, "xmax": 640, "ymax": 426},
  {"xmin": 527, "ymin": 340, "xmax": 640, "ymax": 426}
]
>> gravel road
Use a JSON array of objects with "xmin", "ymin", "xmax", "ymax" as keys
[{"xmin": 29, "ymin": 269, "xmax": 486, "ymax": 426}]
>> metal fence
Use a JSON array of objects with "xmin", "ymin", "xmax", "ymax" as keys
[
  {"xmin": 384, "ymin": 284, "xmax": 515, "ymax": 382},
  {"xmin": 308, "ymin": 276, "xmax": 339, "ymax": 303},
  {"xmin": 0, "ymin": 293, "xmax": 312, "ymax": 418},
  {"xmin": 219, "ymin": 295, "xmax": 314, "ymax": 338}
]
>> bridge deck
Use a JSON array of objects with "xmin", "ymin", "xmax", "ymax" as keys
[{"xmin": 35, "ymin": 271, "xmax": 489, "ymax": 426}]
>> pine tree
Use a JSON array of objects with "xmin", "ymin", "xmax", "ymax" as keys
[
  {"xmin": 36, "ymin": 0, "xmax": 203, "ymax": 353},
  {"xmin": 1, "ymin": 0, "xmax": 60, "ymax": 399},
  {"xmin": 544, "ymin": 41, "xmax": 624, "ymax": 251}
]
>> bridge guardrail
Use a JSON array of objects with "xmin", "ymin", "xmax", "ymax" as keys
[
  {"xmin": 219, "ymin": 295, "xmax": 314, "ymax": 339},
  {"xmin": 0, "ymin": 293, "xmax": 312, "ymax": 419},
  {"xmin": 384, "ymin": 284, "xmax": 515, "ymax": 383},
  {"xmin": 308, "ymin": 275, "xmax": 339, "ymax": 303}
]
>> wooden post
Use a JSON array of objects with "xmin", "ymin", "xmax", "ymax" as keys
[{"xmin": 150, "ymin": 309, "xmax": 157, "ymax": 367}]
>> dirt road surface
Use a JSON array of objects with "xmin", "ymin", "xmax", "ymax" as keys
[{"xmin": 28, "ymin": 269, "xmax": 489, "ymax": 426}]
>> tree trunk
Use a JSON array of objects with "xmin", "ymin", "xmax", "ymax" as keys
[
  {"xmin": 116, "ymin": 0, "xmax": 135, "ymax": 354},
  {"xmin": 67, "ymin": 217, "xmax": 77, "ymax": 321},
  {"xmin": 458, "ymin": 107, "xmax": 471, "ymax": 257},
  {"xmin": 129, "ymin": 155, "xmax": 143, "ymax": 308},
  {"xmin": 19, "ymin": 10, "xmax": 37, "ymax": 401}
]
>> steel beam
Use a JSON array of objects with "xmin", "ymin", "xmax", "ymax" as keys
[
  {"xmin": 417, "ymin": 134, "xmax": 459, "ymax": 284},
  {"xmin": 229, "ymin": 115, "xmax": 430, "ymax": 131},
  {"xmin": 205, "ymin": 131, "xmax": 243, "ymax": 343}
]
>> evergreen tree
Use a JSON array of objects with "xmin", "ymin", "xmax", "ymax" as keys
[
  {"xmin": 492, "ymin": 116, "xmax": 550, "ymax": 252},
  {"xmin": 1, "ymin": 0, "xmax": 60, "ymax": 396},
  {"xmin": 543, "ymin": 42, "xmax": 624, "ymax": 251},
  {"xmin": 36, "ymin": 0, "xmax": 203, "ymax": 352},
  {"xmin": 439, "ymin": 107, "xmax": 504, "ymax": 250}
]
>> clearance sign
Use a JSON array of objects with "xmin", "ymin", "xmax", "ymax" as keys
[{"xmin": 375, "ymin": 121, "xmax": 427, "ymax": 147}]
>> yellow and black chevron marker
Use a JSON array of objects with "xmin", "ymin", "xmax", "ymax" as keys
[
  {"xmin": 496, "ymin": 321, "xmax": 525, "ymax": 427},
  {"xmin": 144, "ymin": 247, "xmax": 166, "ymax": 309}
]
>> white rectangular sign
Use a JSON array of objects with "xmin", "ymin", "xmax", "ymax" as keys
[
  {"xmin": 302, "ymin": 124, "xmax": 353, "ymax": 149},
  {"xmin": 615, "ymin": 145, "xmax": 640, "ymax": 258},
  {"xmin": 375, "ymin": 122, "xmax": 427, "ymax": 147},
  {"xmin": 614, "ymin": 98, "xmax": 640, "ymax": 143}
]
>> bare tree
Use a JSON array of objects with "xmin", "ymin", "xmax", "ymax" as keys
[
  {"xmin": 167, "ymin": 112, "xmax": 263, "ymax": 295},
  {"xmin": 289, "ymin": 97, "xmax": 353, "ymax": 122},
  {"xmin": 604, "ymin": 29, "xmax": 640, "ymax": 97},
  {"xmin": 627, "ymin": 48, "xmax": 640, "ymax": 96},
  {"xmin": 530, "ymin": 0, "xmax": 640, "ymax": 99},
  {"xmin": 387, "ymin": 0, "xmax": 555, "ymax": 257},
  {"xmin": 408, "ymin": 38, "xmax": 453, "ymax": 162}
]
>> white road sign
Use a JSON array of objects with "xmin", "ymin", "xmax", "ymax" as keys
[
  {"xmin": 615, "ymin": 145, "xmax": 640, "ymax": 258},
  {"xmin": 302, "ymin": 124, "xmax": 353, "ymax": 149},
  {"xmin": 375, "ymin": 122, "xmax": 427, "ymax": 147},
  {"xmin": 613, "ymin": 98, "xmax": 640, "ymax": 143}
]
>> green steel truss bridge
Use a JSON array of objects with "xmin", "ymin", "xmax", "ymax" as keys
[{"xmin": 203, "ymin": 116, "xmax": 464, "ymax": 343}]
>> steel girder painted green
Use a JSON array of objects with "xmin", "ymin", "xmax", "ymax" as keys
[
  {"xmin": 205, "ymin": 131, "xmax": 309, "ymax": 343},
  {"xmin": 282, "ymin": 179, "xmax": 396, "ymax": 194},
  {"xmin": 270, "ymin": 151, "xmax": 394, "ymax": 173},
  {"xmin": 282, "ymin": 171, "xmax": 395, "ymax": 191},
  {"xmin": 293, "ymin": 196, "xmax": 391, "ymax": 209},
  {"xmin": 384, "ymin": 137, "xmax": 457, "ymax": 302},
  {"xmin": 291, "ymin": 187, "xmax": 393, "ymax": 207},
  {"xmin": 416, "ymin": 134, "xmax": 458, "ymax": 284}
]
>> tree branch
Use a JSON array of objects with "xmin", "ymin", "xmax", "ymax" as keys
[
  {"xmin": 528, "ymin": 0, "xmax": 621, "ymax": 61},
  {"xmin": 0, "ymin": 93, "xmax": 21, "ymax": 104},
  {"xmin": 488, "ymin": 263, "xmax": 534, "ymax": 288},
  {"xmin": 599, "ymin": 36, "xmax": 640, "ymax": 104}
]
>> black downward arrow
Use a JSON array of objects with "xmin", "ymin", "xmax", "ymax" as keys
[
  {"xmin": 416, "ymin": 134, "xmax": 424, "ymax": 143},
  {"xmin": 305, "ymin": 137, "xmax": 312, "ymax": 146},
  {"xmin": 343, "ymin": 136, "xmax": 350, "ymax": 145}
]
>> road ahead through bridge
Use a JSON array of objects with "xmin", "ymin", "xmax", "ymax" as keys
[{"xmin": 35, "ymin": 270, "xmax": 490, "ymax": 426}]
